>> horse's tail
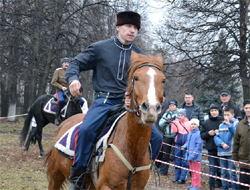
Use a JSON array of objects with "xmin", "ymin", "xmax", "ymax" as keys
[
  {"xmin": 44, "ymin": 148, "xmax": 52, "ymax": 179},
  {"xmin": 20, "ymin": 106, "xmax": 33, "ymax": 146}
]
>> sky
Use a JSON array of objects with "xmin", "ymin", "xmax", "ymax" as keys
[{"xmin": 147, "ymin": 1, "xmax": 167, "ymax": 26}]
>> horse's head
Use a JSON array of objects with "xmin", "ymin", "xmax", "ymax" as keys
[{"xmin": 127, "ymin": 51, "xmax": 166, "ymax": 125}]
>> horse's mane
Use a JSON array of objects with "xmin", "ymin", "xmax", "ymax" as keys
[{"xmin": 127, "ymin": 53, "xmax": 163, "ymax": 95}]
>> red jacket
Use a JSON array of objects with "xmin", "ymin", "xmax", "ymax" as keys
[{"xmin": 171, "ymin": 117, "xmax": 191, "ymax": 145}]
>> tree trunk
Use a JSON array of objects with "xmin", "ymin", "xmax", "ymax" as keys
[
  {"xmin": 238, "ymin": 0, "xmax": 250, "ymax": 100},
  {"xmin": 0, "ymin": 83, "xmax": 8, "ymax": 117}
]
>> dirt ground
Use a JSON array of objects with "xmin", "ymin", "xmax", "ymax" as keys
[{"xmin": 0, "ymin": 118, "xmax": 211, "ymax": 190}]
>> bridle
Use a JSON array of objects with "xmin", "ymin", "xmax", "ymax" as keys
[{"xmin": 125, "ymin": 63, "xmax": 163, "ymax": 115}]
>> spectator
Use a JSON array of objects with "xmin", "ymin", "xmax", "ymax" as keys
[
  {"xmin": 214, "ymin": 107, "xmax": 239, "ymax": 190},
  {"xmin": 179, "ymin": 92, "xmax": 204, "ymax": 128},
  {"xmin": 200, "ymin": 104, "xmax": 223, "ymax": 190},
  {"xmin": 171, "ymin": 108, "xmax": 191, "ymax": 184},
  {"xmin": 220, "ymin": 89, "xmax": 242, "ymax": 120},
  {"xmin": 51, "ymin": 57, "xmax": 70, "ymax": 125},
  {"xmin": 158, "ymin": 100, "xmax": 178, "ymax": 175},
  {"xmin": 182, "ymin": 118, "xmax": 203, "ymax": 190},
  {"xmin": 232, "ymin": 99, "xmax": 250, "ymax": 190}
]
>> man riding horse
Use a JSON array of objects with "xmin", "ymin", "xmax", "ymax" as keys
[
  {"xmin": 65, "ymin": 11, "xmax": 163, "ymax": 190},
  {"xmin": 51, "ymin": 57, "xmax": 71, "ymax": 126}
]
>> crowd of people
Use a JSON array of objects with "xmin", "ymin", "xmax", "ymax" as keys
[{"xmin": 156, "ymin": 90, "xmax": 250, "ymax": 190}]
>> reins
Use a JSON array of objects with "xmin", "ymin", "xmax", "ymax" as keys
[
  {"xmin": 102, "ymin": 143, "xmax": 151, "ymax": 190},
  {"xmin": 125, "ymin": 63, "xmax": 162, "ymax": 115}
]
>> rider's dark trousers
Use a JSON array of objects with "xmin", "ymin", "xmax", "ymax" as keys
[{"xmin": 73, "ymin": 97, "xmax": 163, "ymax": 168}]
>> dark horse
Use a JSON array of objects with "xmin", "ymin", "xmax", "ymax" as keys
[
  {"xmin": 45, "ymin": 51, "xmax": 166, "ymax": 190},
  {"xmin": 20, "ymin": 92, "xmax": 87, "ymax": 156}
]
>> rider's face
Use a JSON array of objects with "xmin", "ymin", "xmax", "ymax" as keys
[
  {"xmin": 116, "ymin": 24, "xmax": 138, "ymax": 44},
  {"xmin": 62, "ymin": 62, "xmax": 69, "ymax": 69}
]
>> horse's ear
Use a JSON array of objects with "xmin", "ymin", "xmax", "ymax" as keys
[
  {"xmin": 155, "ymin": 53, "xmax": 163, "ymax": 64},
  {"xmin": 131, "ymin": 51, "xmax": 139, "ymax": 65}
]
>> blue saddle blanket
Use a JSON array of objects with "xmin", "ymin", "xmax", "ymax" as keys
[{"xmin": 43, "ymin": 98, "xmax": 68, "ymax": 117}]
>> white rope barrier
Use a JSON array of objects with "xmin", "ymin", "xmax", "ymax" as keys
[
  {"xmin": 155, "ymin": 159, "xmax": 250, "ymax": 188},
  {"xmin": 0, "ymin": 113, "xmax": 28, "ymax": 119},
  {"xmin": 163, "ymin": 142, "xmax": 250, "ymax": 167},
  {"xmin": 156, "ymin": 142, "xmax": 250, "ymax": 188},
  {"xmin": 160, "ymin": 151, "xmax": 250, "ymax": 176}
]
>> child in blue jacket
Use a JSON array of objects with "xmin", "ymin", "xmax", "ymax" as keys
[
  {"xmin": 182, "ymin": 118, "xmax": 203, "ymax": 190},
  {"xmin": 214, "ymin": 107, "xmax": 239, "ymax": 190}
]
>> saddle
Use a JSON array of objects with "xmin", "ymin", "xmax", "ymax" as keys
[
  {"xmin": 54, "ymin": 104, "xmax": 127, "ymax": 160},
  {"xmin": 43, "ymin": 92, "xmax": 86, "ymax": 118}
]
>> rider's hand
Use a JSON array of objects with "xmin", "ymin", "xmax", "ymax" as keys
[
  {"xmin": 69, "ymin": 80, "xmax": 82, "ymax": 97},
  {"xmin": 62, "ymin": 87, "xmax": 67, "ymax": 91}
]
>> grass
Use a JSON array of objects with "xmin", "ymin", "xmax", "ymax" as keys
[
  {"xmin": 0, "ymin": 117, "xmax": 210, "ymax": 190},
  {"xmin": 0, "ymin": 117, "xmax": 61, "ymax": 190}
]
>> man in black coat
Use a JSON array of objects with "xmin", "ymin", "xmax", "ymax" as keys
[
  {"xmin": 220, "ymin": 89, "xmax": 242, "ymax": 120},
  {"xmin": 179, "ymin": 92, "xmax": 204, "ymax": 127}
]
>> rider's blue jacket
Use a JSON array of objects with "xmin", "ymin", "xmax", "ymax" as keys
[{"xmin": 65, "ymin": 36, "xmax": 144, "ymax": 99}]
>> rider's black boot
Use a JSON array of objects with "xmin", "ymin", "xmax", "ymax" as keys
[
  {"xmin": 54, "ymin": 106, "xmax": 61, "ymax": 126},
  {"xmin": 69, "ymin": 167, "xmax": 86, "ymax": 190}
]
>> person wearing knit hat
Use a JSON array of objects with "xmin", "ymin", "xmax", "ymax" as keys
[
  {"xmin": 171, "ymin": 108, "xmax": 191, "ymax": 184},
  {"xmin": 190, "ymin": 118, "xmax": 200, "ymax": 127},
  {"xmin": 178, "ymin": 108, "xmax": 186, "ymax": 117},
  {"xmin": 200, "ymin": 103, "xmax": 224, "ymax": 190},
  {"xmin": 182, "ymin": 118, "xmax": 203, "ymax": 190},
  {"xmin": 51, "ymin": 57, "xmax": 71, "ymax": 126},
  {"xmin": 65, "ymin": 11, "xmax": 163, "ymax": 190},
  {"xmin": 158, "ymin": 99, "xmax": 179, "ymax": 176}
]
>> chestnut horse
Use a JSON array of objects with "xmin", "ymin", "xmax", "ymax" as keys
[{"xmin": 45, "ymin": 51, "xmax": 166, "ymax": 190}]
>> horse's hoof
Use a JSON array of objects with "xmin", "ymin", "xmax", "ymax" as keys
[
  {"xmin": 24, "ymin": 150, "xmax": 28, "ymax": 155},
  {"xmin": 39, "ymin": 152, "xmax": 45, "ymax": 157}
]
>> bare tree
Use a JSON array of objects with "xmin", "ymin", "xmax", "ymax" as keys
[
  {"xmin": 0, "ymin": 0, "xmax": 152, "ymax": 116},
  {"xmin": 155, "ymin": 0, "xmax": 250, "ymax": 101}
]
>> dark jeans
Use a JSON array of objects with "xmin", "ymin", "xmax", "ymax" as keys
[
  {"xmin": 220, "ymin": 156, "xmax": 238, "ymax": 190},
  {"xmin": 208, "ymin": 153, "xmax": 220, "ymax": 185},
  {"xmin": 159, "ymin": 137, "xmax": 175, "ymax": 175},
  {"xmin": 239, "ymin": 168, "xmax": 250, "ymax": 190}
]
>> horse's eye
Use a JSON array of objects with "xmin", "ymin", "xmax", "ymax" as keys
[
  {"xmin": 134, "ymin": 76, "xmax": 138, "ymax": 81},
  {"xmin": 162, "ymin": 80, "xmax": 166, "ymax": 84}
]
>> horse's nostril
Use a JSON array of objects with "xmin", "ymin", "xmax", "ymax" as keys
[
  {"xmin": 156, "ymin": 103, "xmax": 162, "ymax": 114},
  {"xmin": 140, "ymin": 102, "xmax": 149, "ymax": 113}
]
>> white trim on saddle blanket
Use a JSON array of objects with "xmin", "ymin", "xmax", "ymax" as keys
[
  {"xmin": 54, "ymin": 121, "xmax": 83, "ymax": 157},
  {"xmin": 43, "ymin": 97, "xmax": 68, "ymax": 118},
  {"xmin": 96, "ymin": 111, "xmax": 127, "ymax": 163}
]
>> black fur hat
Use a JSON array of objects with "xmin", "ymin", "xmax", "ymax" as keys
[{"xmin": 116, "ymin": 11, "xmax": 141, "ymax": 30}]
